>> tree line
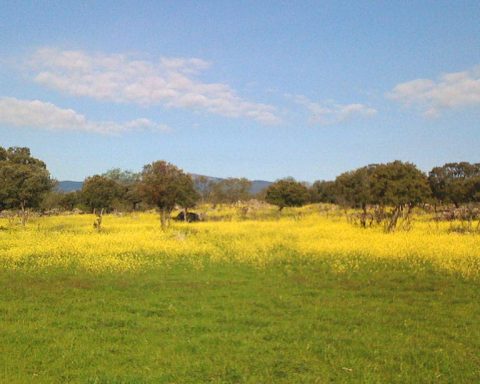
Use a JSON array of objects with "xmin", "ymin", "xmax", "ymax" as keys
[{"xmin": 1, "ymin": 146, "xmax": 479, "ymax": 230}]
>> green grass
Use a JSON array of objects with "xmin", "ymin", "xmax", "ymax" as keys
[{"xmin": 1, "ymin": 259, "xmax": 479, "ymax": 383}]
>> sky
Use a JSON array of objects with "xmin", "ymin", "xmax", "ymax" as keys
[{"xmin": 1, "ymin": 1, "xmax": 479, "ymax": 182}]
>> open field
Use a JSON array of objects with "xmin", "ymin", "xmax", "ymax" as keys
[{"xmin": 1, "ymin": 206, "xmax": 480, "ymax": 383}]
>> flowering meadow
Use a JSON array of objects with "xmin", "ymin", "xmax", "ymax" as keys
[{"xmin": 1, "ymin": 206, "xmax": 479, "ymax": 279}]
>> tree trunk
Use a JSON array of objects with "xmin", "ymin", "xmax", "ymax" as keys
[
  {"xmin": 184, "ymin": 207, "xmax": 188, "ymax": 222},
  {"xmin": 160, "ymin": 208, "xmax": 168, "ymax": 231},
  {"xmin": 376, "ymin": 205, "xmax": 386, "ymax": 224},
  {"xmin": 387, "ymin": 205, "xmax": 402, "ymax": 232},
  {"xmin": 402, "ymin": 203, "xmax": 413, "ymax": 230},
  {"xmin": 20, "ymin": 200, "xmax": 27, "ymax": 227},
  {"xmin": 93, "ymin": 208, "xmax": 103, "ymax": 230},
  {"xmin": 360, "ymin": 204, "xmax": 367, "ymax": 228},
  {"xmin": 467, "ymin": 206, "xmax": 473, "ymax": 231}
]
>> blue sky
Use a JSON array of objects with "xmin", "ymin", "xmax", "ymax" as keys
[{"xmin": 1, "ymin": 1, "xmax": 479, "ymax": 182}]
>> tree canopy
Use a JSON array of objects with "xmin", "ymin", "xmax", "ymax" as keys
[
  {"xmin": 210, "ymin": 178, "xmax": 252, "ymax": 204},
  {"xmin": 139, "ymin": 161, "xmax": 199, "ymax": 229},
  {"xmin": 429, "ymin": 162, "xmax": 480, "ymax": 206},
  {"xmin": 370, "ymin": 161, "xmax": 431, "ymax": 231},
  {"xmin": 0, "ymin": 146, "xmax": 53, "ymax": 223},
  {"xmin": 334, "ymin": 165, "xmax": 378, "ymax": 209},
  {"xmin": 102, "ymin": 168, "xmax": 142, "ymax": 211},
  {"xmin": 309, "ymin": 180, "xmax": 336, "ymax": 204},
  {"xmin": 370, "ymin": 161, "xmax": 431, "ymax": 208},
  {"xmin": 265, "ymin": 178, "xmax": 309, "ymax": 211},
  {"xmin": 81, "ymin": 175, "xmax": 123, "ymax": 212}
]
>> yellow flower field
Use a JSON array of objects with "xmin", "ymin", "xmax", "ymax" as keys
[{"xmin": 1, "ymin": 206, "xmax": 479, "ymax": 278}]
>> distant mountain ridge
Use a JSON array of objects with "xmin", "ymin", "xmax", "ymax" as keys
[
  {"xmin": 56, "ymin": 181, "xmax": 84, "ymax": 192},
  {"xmin": 249, "ymin": 180, "xmax": 272, "ymax": 195},
  {"xmin": 57, "ymin": 175, "xmax": 272, "ymax": 195}
]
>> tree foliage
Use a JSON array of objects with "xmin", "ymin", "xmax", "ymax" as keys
[
  {"xmin": 194, "ymin": 175, "xmax": 215, "ymax": 203},
  {"xmin": 60, "ymin": 191, "xmax": 82, "ymax": 211},
  {"xmin": 0, "ymin": 146, "xmax": 53, "ymax": 224},
  {"xmin": 102, "ymin": 168, "xmax": 139, "ymax": 185},
  {"xmin": 370, "ymin": 161, "xmax": 430, "ymax": 207},
  {"xmin": 370, "ymin": 161, "xmax": 431, "ymax": 231},
  {"xmin": 102, "ymin": 168, "xmax": 142, "ymax": 211},
  {"xmin": 429, "ymin": 162, "xmax": 480, "ymax": 206},
  {"xmin": 265, "ymin": 178, "xmax": 309, "ymax": 211},
  {"xmin": 139, "ymin": 161, "xmax": 199, "ymax": 229},
  {"xmin": 210, "ymin": 178, "xmax": 252, "ymax": 204},
  {"xmin": 309, "ymin": 180, "xmax": 336, "ymax": 204},
  {"xmin": 333, "ymin": 161, "xmax": 430, "ymax": 230},
  {"xmin": 81, "ymin": 175, "xmax": 122, "ymax": 212},
  {"xmin": 334, "ymin": 165, "xmax": 378, "ymax": 209}
]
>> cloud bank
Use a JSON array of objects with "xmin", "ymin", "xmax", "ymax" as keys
[
  {"xmin": 291, "ymin": 95, "xmax": 377, "ymax": 125},
  {"xmin": 388, "ymin": 66, "xmax": 480, "ymax": 117},
  {"xmin": 28, "ymin": 48, "xmax": 281, "ymax": 125},
  {"xmin": 0, "ymin": 97, "xmax": 169, "ymax": 134}
]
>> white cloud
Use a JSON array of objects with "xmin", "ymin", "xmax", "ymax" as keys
[
  {"xmin": 27, "ymin": 48, "xmax": 281, "ymax": 125},
  {"xmin": 291, "ymin": 95, "xmax": 377, "ymax": 125},
  {"xmin": 388, "ymin": 66, "xmax": 480, "ymax": 117},
  {"xmin": 0, "ymin": 97, "xmax": 170, "ymax": 134}
]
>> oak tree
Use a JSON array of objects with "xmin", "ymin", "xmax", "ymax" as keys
[
  {"xmin": 139, "ymin": 161, "xmax": 199, "ymax": 229},
  {"xmin": 265, "ymin": 178, "xmax": 309, "ymax": 211},
  {"xmin": 0, "ymin": 146, "xmax": 53, "ymax": 225}
]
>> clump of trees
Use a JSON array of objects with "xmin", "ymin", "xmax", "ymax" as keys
[
  {"xmin": 102, "ymin": 169, "xmax": 142, "ymax": 211},
  {"xmin": 80, "ymin": 175, "xmax": 124, "ymax": 230},
  {"xmin": 0, "ymin": 147, "xmax": 201, "ymax": 230},
  {"xmin": 210, "ymin": 178, "xmax": 252, "ymax": 206},
  {"xmin": 428, "ymin": 162, "xmax": 480, "ymax": 232},
  {"xmin": 40, "ymin": 190, "xmax": 81, "ymax": 212},
  {"xmin": 371, "ymin": 161, "xmax": 431, "ymax": 231},
  {"xmin": 74, "ymin": 169, "xmax": 143, "ymax": 214},
  {"xmin": 1, "ymin": 145, "xmax": 479, "ymax": 233},
  {"xmin": 0, "ymin": 147, "xmax": 54, "ymax": 225},
  {"xmin": 309, "ymin": 161, "xmax": 478, "ymax": 232},
  {"xmin": 309, "ymin": 180, "xmax": 336, "ymax": 204},
  {"xmin": 193, "ymin": 176, "xmax": 253, "ymax": 206},
  {"xmin": 428, "ymin": 162, "xmax": 480, "ymax": 207},
  {"xmin": 327, "ymin": 161, "xmax": 431, "ymax": 231},
  {"xmin": 57, "ymin": 163, "xmax": 200, "ymax": 230},
  {"xmin": 334, "ymin": 165, "xmax": 376, "ymax": 219}
]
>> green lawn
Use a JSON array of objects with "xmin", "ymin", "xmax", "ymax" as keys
[{"xmin": 1, "ymin": 259, "xmax": 479, "ymax": 383}]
